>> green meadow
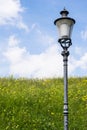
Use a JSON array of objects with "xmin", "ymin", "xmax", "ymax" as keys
[{"xmin": 0, "ymin": 77, "xmax": 87, "ymax": 130}]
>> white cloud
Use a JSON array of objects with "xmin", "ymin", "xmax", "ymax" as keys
[
  {"xmin": 4, "ymin": 35, "xmax": 26, "ymax": 64},
  {"xmin": 77, "ymin": 53, "xmax": 87, "ymax": 69},
  {"xmin": 68, "ymin": 52, "xmax": 87, "ymax": 76},
  {"xmin": 3, "ymin": 35, "xmax": 87, "ymax": 78},
  {"xmin": 36, "ymin": 29, "xmax": 55, "ymax": 46},
  {"xmin": 8, "ymin": 35, "xmax": 20, "ymax": 47},
  {"xmin": 74, "ymin": 46, "xmax": 82, "ymax": 55},
  {"xmin": 3, "ymin": 35, "xmax": 63, "ymax": 78},
  {"xmin": 0, "ymin": 0, "xmax": 29, "ymax": 31},
  {"xmin": 0, "ymin": 0, "xmax": 23, "ymax": 24},
  {"xmin": 17, "ymin": 21, "xmax": 29, "ymax": 32},
  {"xmin": 81, "ymin": 29, "xmax": 87, "ymax": 40},
  {"xmin": 68, "ymin": 56, "xmax": 78, "ymax": 75}
]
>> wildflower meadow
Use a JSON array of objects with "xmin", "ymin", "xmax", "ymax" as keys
[{"xmin": 0, "ymin": 77, "xmax": 87, "ymax": 130}]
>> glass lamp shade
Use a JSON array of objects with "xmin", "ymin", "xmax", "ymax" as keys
[{"xmin": 54, "ymin": 17, "xmax": 75, "ymax": 39}]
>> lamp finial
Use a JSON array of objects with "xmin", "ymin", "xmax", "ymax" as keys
[{"xmin": 60, "ymin": 8, "xmax": 69, "ymax": 17}]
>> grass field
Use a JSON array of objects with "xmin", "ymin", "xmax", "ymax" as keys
[{"xmin": 0, "ymin": 77, "xmax": 87, "ymax": 130}]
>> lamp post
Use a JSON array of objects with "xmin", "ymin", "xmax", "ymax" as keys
[{"xmin": 54, "ymin": 8, "xmax": 75, "ymax": 130}]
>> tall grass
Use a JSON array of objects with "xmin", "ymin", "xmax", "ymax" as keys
[{"xmin": 0, "ymin": 77, "xmax": 87, "ymax": 130}]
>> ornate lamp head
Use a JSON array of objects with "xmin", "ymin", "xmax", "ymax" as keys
[{"xmin": 54, "ymin": 8, "xmax": 75, "ymax": 49}]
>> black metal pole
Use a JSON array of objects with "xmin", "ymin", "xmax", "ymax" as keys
[{"xmin": 62, "ymin": 49, "xmax": 69, "ymax": 130}]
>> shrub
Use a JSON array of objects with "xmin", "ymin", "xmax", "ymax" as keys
[{"xmin": 0, "ymin": 77, "xmax": 87, "ymax": 130}]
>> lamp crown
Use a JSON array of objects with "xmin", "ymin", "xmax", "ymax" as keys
[{"xmin": 60, "ymin": 8, "xmax": 69, "ymax": 17}]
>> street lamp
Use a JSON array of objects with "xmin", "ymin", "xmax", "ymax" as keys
[{"xmin": 54, "ymin": 8, "xmax": 75, "ymax": 130}]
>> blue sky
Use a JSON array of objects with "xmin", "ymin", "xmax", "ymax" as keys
[{"xmin": 0, "ymin": 0, "xmax": 87, "ymax": 78}]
